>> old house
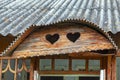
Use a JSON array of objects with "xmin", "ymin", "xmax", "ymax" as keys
[{"xmin": 0, "ymin": 0, "xmax": 120, "ymax": 80}]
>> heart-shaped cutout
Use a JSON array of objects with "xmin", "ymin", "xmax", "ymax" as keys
[
  {"xmin": 46, "ymin": 34, "xmax": 59, "ymax": 44},
  {"xmin": 67, "ymin": 32, "xmax": 80, "ymax": 42}
]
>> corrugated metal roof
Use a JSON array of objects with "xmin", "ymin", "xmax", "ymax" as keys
[{"xmin": 0, "ymin": 0, "xmax": 120, "ymax": 36}]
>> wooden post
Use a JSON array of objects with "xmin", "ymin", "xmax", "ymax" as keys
[
  {"xmin": 14, "ymin": 59, "xmax": 18, "ymax": 80},
  {"xmin": 69, "ymin": 57, "xmax": 72, "ymax": 71},
  {"xmin": 52, "ymin": 58, "xmax": 55, "ymax": 70},
  {"xmin": 86, "ymin": 59, "xmax": 89, "ymax": 72},
  {"xmin": 30, "ymin": 58, "xmax": 34, "ymax": 80},
  {"xmin": 107, "ymin": 56, "xmax": 112, "ymax": 80},
  {"xmin": 111, "ymin": 56, "xmax": 116, "ymax": 80}
]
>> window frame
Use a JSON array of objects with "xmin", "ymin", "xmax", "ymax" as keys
[{"xmin": 38, "ymin": 56, "xmax": 102, "ymax": 75}]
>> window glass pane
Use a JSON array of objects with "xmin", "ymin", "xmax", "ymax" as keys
[
  {"xmin": 64, "ymin": 76, "xmax": 78, "ymax": 80},
  {"xmin": 89, "ymin": 60, "xmax": 100, "ymax": 71},
  {"xmin": 17, "ymin": 70, "xmax": 29, "ymax": 80},
  {"xmin": 55, "ymin": 59, "xmax": 68, "ymax": 71},
  {"xmin": 10, "ymin": 59, "xmax": 15, "ymax": 71},
  {"xmin": 39, "ymin": 59, "xmax": 51, "ymax": 70},
  {"xmin": 2, "ymin": 59, "xmax": 8, "ymax": 70},
  {"xmin": 25, "ymin": 59, "xmax": 31, "ymax": 70},
  {"xmin": 72, "ymin": 60, "xmax": 85, "ymax": 71}
]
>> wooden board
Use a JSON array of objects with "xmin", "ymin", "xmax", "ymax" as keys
[{"xmin": 12, "ymin": 24, "xmax": 114, "ymax": 58}]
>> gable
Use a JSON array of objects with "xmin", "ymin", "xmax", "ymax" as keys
[{"xmin": 11, "ymin": 23, "xmax": 115, "ymax": 58}]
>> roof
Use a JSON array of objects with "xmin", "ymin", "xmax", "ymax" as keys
[{"xmin": 0, "ymin": 0, "xmax": 120, "ymax": 36}]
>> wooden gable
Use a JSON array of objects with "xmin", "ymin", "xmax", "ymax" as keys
[{"xmin": 11, "ymin": 23, "xmax": 114, "ymax": 58}]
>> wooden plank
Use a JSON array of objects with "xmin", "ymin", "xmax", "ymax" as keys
[
  {"xmin": 12, "ymin": 26, "xmax": 114, "ymax": 58},
  {"xmin": 116, "ymin": 50, "xmax": 120, "ymax": 57},
  {"xmin": 38, "ymin": 71, "xmax": 100, "ymax": 75},
  {"xmin": 107, "ymin": 56, "xmax": 112, "ymax": 80},
  {"xmin": 111, "ymin": 56, "xmax": 116, "ymax": 80},
  {"xmin": 52, "ymin": 58, "xmax": 55, "ymax": 70},
  {"xmin": 39, "ymin": 53, "xmax": 102, "ymax": 59},
  {"xmin": 86, "ymin": 59, "xmax": 89, "ymax": 71},
  {"xmin": 69, "ymin": 57, "xmax": 72, "ymax": 71},
  {"xmin": 14, "ymin": 59, "xmax": 18, "ymax": 80},
  {"xmin": 30, "ymin": 58, "xmax": 34, "ymax": 80}
]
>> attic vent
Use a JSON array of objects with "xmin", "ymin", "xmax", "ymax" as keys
[
  {"xmin": 46, "ymin": 34, "xmax": 59, "ymax": 44},
  {"xmin": 67, "ymin": 32, "xmax": 80, "ymax": 42}
]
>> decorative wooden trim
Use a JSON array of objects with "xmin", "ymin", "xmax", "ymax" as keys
[{"xmin": 107, "ymin": 56, "xmax": 112, "ymax": 80}]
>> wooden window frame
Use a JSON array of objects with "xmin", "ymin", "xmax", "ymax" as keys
[{"xmin": 38, "ymin": 56, "xmax": 102, "ymax": 75}]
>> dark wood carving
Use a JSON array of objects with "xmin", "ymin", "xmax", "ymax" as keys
[
  {"xmin": 67, "ymin": 32, "xmax": 80, "ymax": 42},
  {"xmin": 46, "ymin": 34, "xmax": 59, "ymax": 44}
]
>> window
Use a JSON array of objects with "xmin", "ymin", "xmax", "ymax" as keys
[
  {"xmin": 72, "ymin": 60, "xmax": 86, "ymax": 71},
  {"xmin": 39, "ymin": 58, "xmax": 101, "ymax": 75},
  {"xmin": 89, "ymin": 60, "xmax": 100, "ymax": 71},
  {"xmin": 39, "ymin": 59, "xmax": 52, "ymax": 70},
  {"xmin": 55, "ymin": 59, "xmax": 69, "ymax": 71}
]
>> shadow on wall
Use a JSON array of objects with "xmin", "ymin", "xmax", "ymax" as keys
[
  {"xmin": 0, "ymin": 35, "xmax": 16, "ymax": 54},
  {"xmin": 109, "ymin": 32, "xmax": 120, "ymax": 49}
]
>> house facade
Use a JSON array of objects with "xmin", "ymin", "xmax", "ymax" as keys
[{"xmin": 0, "ymin": 0, "xmax": 120, "ymax": 80}]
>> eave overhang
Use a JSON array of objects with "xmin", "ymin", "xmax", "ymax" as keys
[{"xmin": 1, "ymin": 19, "xmax": 118, "ymax": 58}]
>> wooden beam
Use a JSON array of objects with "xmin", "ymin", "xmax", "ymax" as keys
[
  {"xmin": 111, "ymin": 56, "xmax": 116, "ymax": 80},
  {"xmin": 38, "ymin": 71, "xmax": 100, "ymax": 75},
  {"xmin": 107, "ymin": 56, "xmax": 112, "ymax": 80}
]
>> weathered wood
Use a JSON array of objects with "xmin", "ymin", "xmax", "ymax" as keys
[
  {"xmin": 0, "ymin": 59, "xmax": 2, "ymax": 80},
  {"xmin": 0, "ymin": 35, "xmax": 15, "ymax": 54},
  {"xmin": 110, "ymin": 32, "xmax": 120, "ymax": 51},
  {"xmin": 107, "ymin": 56, "xmax": 112, "ymax": 80},
  {"xmin": 38, "ymin": 70, "xmax": 100, "ymax": 75},
  {"xmin": 116, "ymin": 50, "xmax": 120, "ymax": 57},
  {"xmin": 111, "ymin": 56, "xmax": 116, "ymax": 80},
  {"xmin": 69, "ymin": 57, "xmax": 72, "ymax": 71},
  {"xmin": 12, "ymin": 25, "xmax": 114, "ymax": 58},
  {"xmin": 86, "ymin": 59, "xmax": 89, "ymax": 71},
  {"xmin": 30, "ymin": 58, "xmax": 34, "ymax": 80},
  {"xmin": 52, "ymin": 58, "xmax": 55, "ymax": 70},
  {"xmin": 3, "ymin": 25, "xmax": 35, "ymax": 56},
  {"xmin": 14, "ymin": 59, "xmax": 18, "ymax": 80}
]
